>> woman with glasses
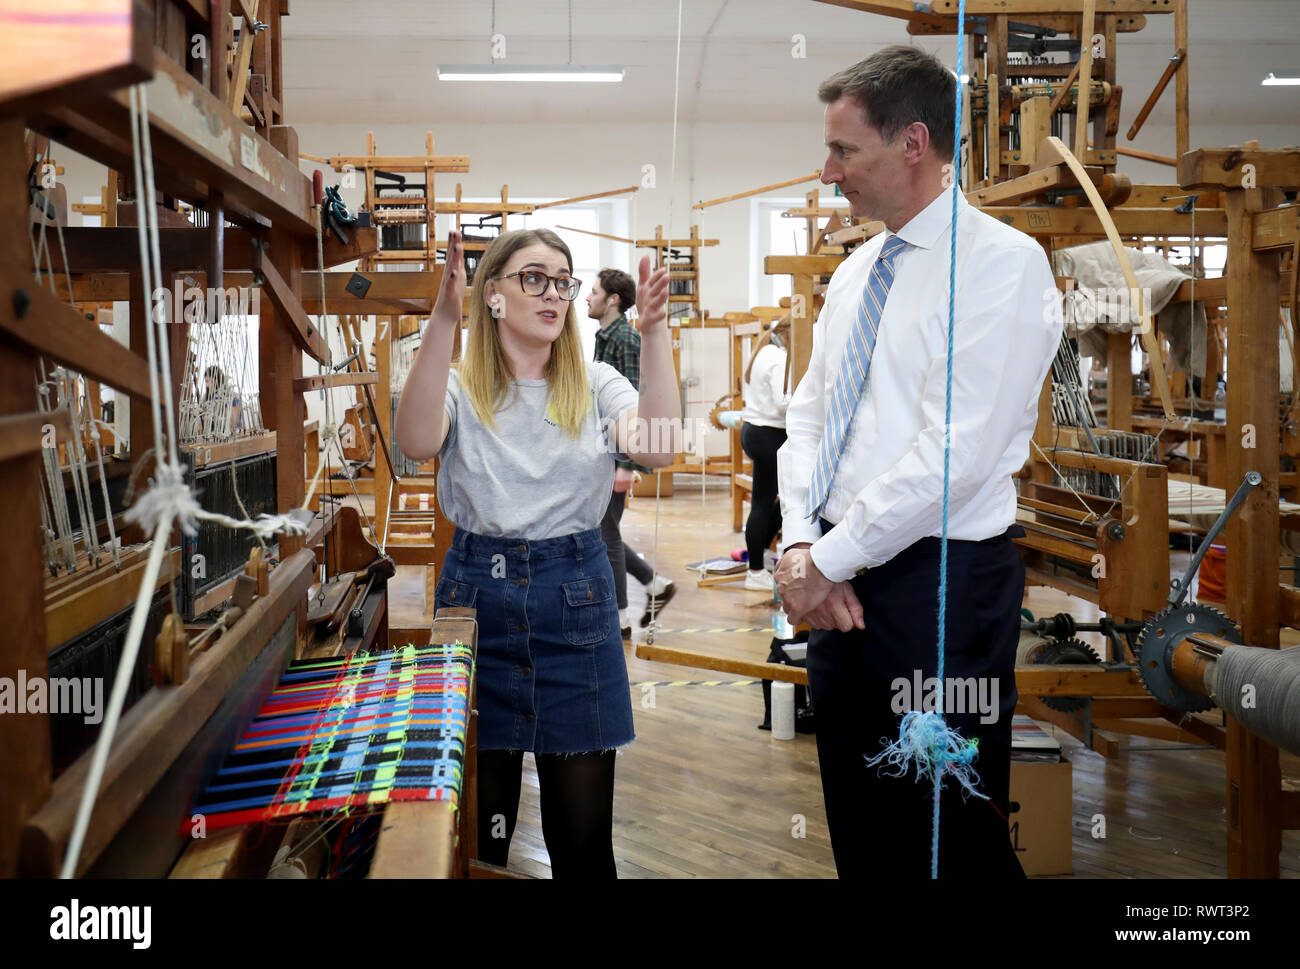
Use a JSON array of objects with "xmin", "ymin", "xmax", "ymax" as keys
[{"xmin": 395, "ymin": 227, "xmax": 680, "ymax": 878}]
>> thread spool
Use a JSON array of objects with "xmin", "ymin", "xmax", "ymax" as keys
[
  {"xmin": 771, "ymin": 681, "xmax": 796, "ymax": 740},
  {"xmin": 1215, "ymin": 645, "xmax": 1300, "ymax": 757}
]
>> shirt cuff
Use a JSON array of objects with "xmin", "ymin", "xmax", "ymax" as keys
[
  {"xmin": 781, "ymin": 514, "xmax": 823, "ymax": 552},
  {"xmin": 809, "ymin": 521, "xmax": 872, "ymax": 583}
]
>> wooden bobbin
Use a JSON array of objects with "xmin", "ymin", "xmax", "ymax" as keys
[
  {"xmin": 153, "ymin": 614, "xmax": 190, "ymax": 685},
  {"xmin": 246, "ymin": 546, "xmax": 269, "ymax": 598}
]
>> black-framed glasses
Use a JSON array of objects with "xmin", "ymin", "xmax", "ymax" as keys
[{"xmin": 495, "ymin": 270, "xmax": 582, "ymax": 301}]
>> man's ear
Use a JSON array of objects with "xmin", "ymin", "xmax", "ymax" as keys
[{"xmin": 904, "ymin": 122, "xmax": 931, "ymax": 165}]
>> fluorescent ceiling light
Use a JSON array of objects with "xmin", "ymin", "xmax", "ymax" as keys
[
  {"xmin": 1262, "ymin": 73, "xmax": 1300, "ymax": 86},
  {"xmin": 438, "ymin": 65, "xmax": 624, "ymax": 83}
]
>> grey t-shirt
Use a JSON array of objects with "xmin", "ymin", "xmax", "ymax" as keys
[{"xmin": 437, "ymin": 362, "xmax": 640, "ymax": 539}]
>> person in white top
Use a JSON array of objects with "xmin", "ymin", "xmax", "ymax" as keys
[
  {"xmin": 739, "ymin": 316, "xmax": 792, "ymax": 591},
  {"xmin": 773, "ymin": 46, "xmax": 1062, "ymax": 878}
]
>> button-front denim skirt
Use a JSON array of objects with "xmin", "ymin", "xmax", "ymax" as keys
[{"xmin": 434, "ymin": 527, "xmax": 635, "ymax": 754}]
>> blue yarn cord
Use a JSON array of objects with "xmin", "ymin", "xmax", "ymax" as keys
[{"xmin": 863, "ymin": 0, "xmax": 981, "ymax": 880}]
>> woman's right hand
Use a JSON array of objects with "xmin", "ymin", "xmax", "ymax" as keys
[{"xmin": 432, "ymin": 230, "xmax": 467, "ymax": 328}]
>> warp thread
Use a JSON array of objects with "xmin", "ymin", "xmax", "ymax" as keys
[{"xmin": 124, "ymin": 460, "xmax": 308, "ymax": 541}]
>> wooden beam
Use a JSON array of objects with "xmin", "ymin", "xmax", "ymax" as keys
[
  {"xmin": 1224, "ymin": 185, "xmax": 1284, "ymax": 878},
  {"xmin": 1179, "ymin": 148, "xmax": 1300, "ymax": 192},
  {"xmin": 0, "ymin": 407, "xmax": 71, "ymax": 463},
  {"xmin": 1174, "ymin": 0, "xmax": 1190, "ymax": 158},
  {"xmin": 932, "ymin": 0, "xmax": 1172, "ymax": 12},
  {"xmin": 531, "ymin": 185, "xmax": 638, "ymax": 210},
  {"xmin": 46, "ymin": 550, "xmax": 180, "ymax": 651},
  {"xmin": 1127, "ymin": 48, "xmax": 1185, "ymax": 142},
  {"xmin": 0, "ymin": 279, "xmax": 153, "ymax": 402},
  {"xmin": 763, "ymin": 254, "xmax": 844, "ymax": 276},
  {"xmin": 0, "ymin": 120, "xmax": 53, "ymax": 877},
  {"xmin": 1014, "ymin": 665, "xmax": 1148, "ymax": 697},
  {"xmin": 979, "ymin": 205, "xmax": 1227, "ymax": 237},
  {"xmin": 263, "ymin": 126, "xmax": 309, "ymax": 558},
  {"xmin": 1073, "ymin": 0, "xmax": 1096, "ymax": 162},
  {"xmin": 823, "ymin": 220, "xmax": 885, "ymax": 247},
  {"xmin": 227, "ymin": 0, "xmax": 260, "ymax": 115},
  {"xmin": 315, "ymin": 155, "xmax": 469, "ymax": 173},
  {"xmin": 320, "ymin": 226, "xmax": 379, "ymax": 267},
  {"xmin": 908, "ymin": 13, "xmax": 1148, "ymax": 34},
  {"xmin": 809, "ymin": 0, "xmax": 952, "ymax": 30},
  {"xmin": 694, "ymin": 172, "xmax": 823, "ymax": 210},
  {"xmin": 0, "ymin": 0, "xmax": 153, "ymax": 120},
  {"xmin": 299, "ymin": 268, "xmax": 440, "ymax": 313},
  {"xmin": 633, "ymin": 645, "xmax": 810, "ymax": 685},
  {"xmin": 253, "ymin": 243, "xmax": 330, "ymax": 364},
  {"xmin": 29, "ymin": 52, "xmax": 315, "ymax": 235},
  {"xmin": 51, "ymin": 226, "xmax": 256, "ymax": 273},
  {"xmin": 1252, "ymin": 205, "xmax": 1300, "ymax": 252},
  {"xmin": 293, "ymin": 372, "xmax": 379, "ymax": 393}
]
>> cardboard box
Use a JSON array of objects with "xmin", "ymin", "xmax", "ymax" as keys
[{"xmin": 1008, "ymin": 755, "xmax": 1073, "ymax": 876}]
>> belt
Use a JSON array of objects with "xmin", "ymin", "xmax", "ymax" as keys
[{"xmin": 817, "ymin": 520, "xmax": 1024, "ymax": 575}]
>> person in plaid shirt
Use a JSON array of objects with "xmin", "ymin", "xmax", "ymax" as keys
[{"xmin": 588, "ymin": 268, "xmax": 676, "ymax": 635}]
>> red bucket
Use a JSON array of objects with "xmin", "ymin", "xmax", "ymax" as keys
[{"xmin": 1197, "ymin": 545, "xmax": 1226, "ymax": 601}]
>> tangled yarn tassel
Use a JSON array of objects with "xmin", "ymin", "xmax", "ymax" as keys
[{"xmin": 865, "ymin": 709, "xmax": 987, "ymax": 801}]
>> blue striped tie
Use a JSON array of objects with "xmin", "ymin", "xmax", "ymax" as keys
[{"xmin": 805, "ymin": 233, "xmax": 910, "ymax": 520}]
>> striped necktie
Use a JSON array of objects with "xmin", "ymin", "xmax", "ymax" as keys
[{"xmin": 805, "ymin": 233, "xmax": 910, "ymax": 520}]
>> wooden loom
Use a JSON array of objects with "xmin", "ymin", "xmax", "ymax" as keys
[{"xmin": 0, "ymin": 0, "xmax": 481, "ymax": 879}]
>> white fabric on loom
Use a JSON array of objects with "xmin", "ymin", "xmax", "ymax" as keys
[{"xmin": 1054, "ymin": 241, "xmax": 1209, "ymax": 380}]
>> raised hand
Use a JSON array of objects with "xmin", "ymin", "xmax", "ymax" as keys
[
  {"xmin": 432, "ymin": 229, "xmax": 467, "ymax": 328},
  {"xmin": 634, "ymin": 254, "xmax": 670, "ymax": 333}
]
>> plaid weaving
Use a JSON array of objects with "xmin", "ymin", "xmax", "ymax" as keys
[{"xmin": 190, "ymin": 642, "xmax": 473, "ymax": 831}]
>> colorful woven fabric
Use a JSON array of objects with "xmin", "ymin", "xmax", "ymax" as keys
[{"xmin": 191, "ymin": 642, "xmax": 473, "ymax": 831}]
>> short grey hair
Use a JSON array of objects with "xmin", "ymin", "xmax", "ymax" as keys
[{"xmin": 819, "ymin": 45, "xmax": 956, "ymax": 158}]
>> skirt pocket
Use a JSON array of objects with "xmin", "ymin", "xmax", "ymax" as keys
[
  {"xmin": 434, "ymin": 576, "xmax": 479, "ymax": 611},
  {"xmin": 560, "ymin": 575, "xmax": 613, "ymax": 646}
]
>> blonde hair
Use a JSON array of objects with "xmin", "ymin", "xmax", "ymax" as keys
[
  {"xmin": 458, "ymin": 228, "xmax": 589, "ymax": 436},
  {"xmin": 744, "ymin": 314, "xmax": 792, "ymax": 388}
]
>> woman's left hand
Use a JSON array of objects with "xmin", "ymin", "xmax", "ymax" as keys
[{"xmin": 633, "ymin": 255, "xmax": 670, "ymax": 334}]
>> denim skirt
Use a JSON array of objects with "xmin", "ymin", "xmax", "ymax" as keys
[{"xmin": 433, "ymin": 526, "xmax": 636, "ymax": 754}]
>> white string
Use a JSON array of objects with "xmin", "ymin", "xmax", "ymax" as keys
[
  {"xmin": 647, "ymin": 0, "xmax": 685, "ymax": 638},
  {"xmin": 59, "ymin": 521, "xmax": 170, "ymax": 878}
]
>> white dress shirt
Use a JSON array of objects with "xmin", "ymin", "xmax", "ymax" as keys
[
  {"xmin": 740, "ymin": 343, "xmax": 791, "ymax": 429},
  {"xmin": 777, "ymin": 189, "xmax": 1062, "ymax": 583}
]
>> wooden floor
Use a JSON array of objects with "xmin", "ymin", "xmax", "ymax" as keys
[{"xmin": 371, "ymin": 475, "xmax": 1300, "ymax": 879}]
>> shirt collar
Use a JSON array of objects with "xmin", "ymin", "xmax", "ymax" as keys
[
  {"xmin": 890, "ymin": 187, "xmax": 968, "ymax": 251},
  {"xmin": 596, "ymin": 313, "xmax": 628, "ymax": 339}
]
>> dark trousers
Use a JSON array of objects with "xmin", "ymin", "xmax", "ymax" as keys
[
  {"xmin": 806, "ymin": 523, "xmax": 1027, "ymax": 879},
  {"xmin": 740, "ymin": 423, "xmax": 787, "ymax": 565},
  {"xmin": 600, "ymin": 488, "xmax": 654, "ymax": 610}
]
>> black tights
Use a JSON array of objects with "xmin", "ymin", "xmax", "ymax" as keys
[
  {"xmin": 740, "ymin": 423, "xmax": 787, "ymax": 564},
  {"xmin": 476, "ymin": 749, "xmax": 618, "ymax": 878}
]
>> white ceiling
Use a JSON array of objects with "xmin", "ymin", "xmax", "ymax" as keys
[{"xmin": 280, "ymin": 0, "xmax": 1300, "ymax": 127}]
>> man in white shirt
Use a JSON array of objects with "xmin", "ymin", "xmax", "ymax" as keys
[{"xmin": 774, "ymin": 46, "xmax": 1062, "ymax": 878}]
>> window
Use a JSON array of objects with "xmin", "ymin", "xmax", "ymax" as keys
[{"xmin": 750, "ymin": 195, "xmax": 849, "ymax": 309}]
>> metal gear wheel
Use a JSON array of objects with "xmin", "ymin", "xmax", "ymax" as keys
[
  {"xmin": 1031, "ymin": 637, "xmax": 1102, "ymax": 712},
  {"xmin": 1135, "ymin": 603, "xmax": 1240, "ymax": 713}
]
